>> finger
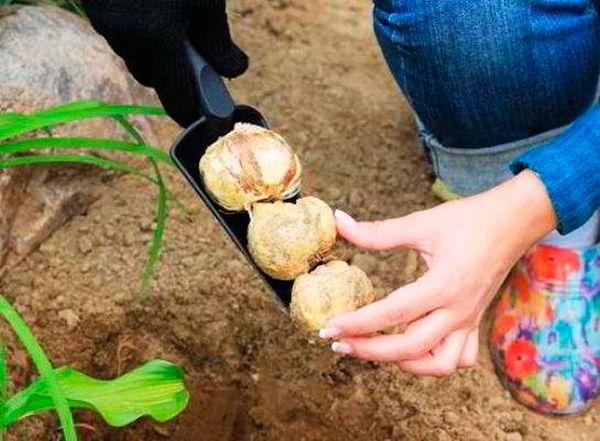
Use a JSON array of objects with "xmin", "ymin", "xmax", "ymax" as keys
[
  {"xmin": 458, "ymin": 328, "xmax": 479, "ymax": 368},
  {"xmin": 322, "ymin": 273, "xmax": 441, "ymax": 338},
  {"xmin": 334, "ymin": 209, "xmax": 426, "ymax": 251},
  {"xmin": 332, "ymin": 309, "xmax": 454, "ymax": 362},
  {"xmin": 397, "ymin": 329, "xmax": 468, "ymax": 376}
]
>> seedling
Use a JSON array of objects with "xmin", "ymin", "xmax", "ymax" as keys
[
  {"xmin": 0, "ymin": 295, "xmax": 189, "ymax": 440},
  {"xmin": 0, "ymin": 100, "xmax": 178, "ymax": 293}
]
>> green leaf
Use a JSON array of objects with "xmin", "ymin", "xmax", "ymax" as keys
[
  {"xmin": 0, "ymin": 340, "xmax": 6, "ymax": 440},
  {"xmin": 0, "ymin": 360, "xmax": 189, "ymax": 427},
  {"xmin": 32, "ymin": 100, "xmax": 106, "ymax": 117},
  {"xmin": 111, "ymin": 115, "xmax": 146, "ymax": 146},
  {"xmin": 0, "ymin": 297, "xmax": 77, "ymax": 441},
  {"xmin": 0, "ymin": 152, "xmax": 183, "ymax": 212},
  {"xmin": 0, "ymin": 341, "xmax": 7, "ymax": 404},
  {"xmin": 109, "ymin": 115, "xmax": 171, "ymax": 295},
  {"xmin": 0, "ymin": 101, "xmax": 183, "ymax": 295},
  {"xmin": 141, "ymin": 161, "xmax": 169, "ymax": 294},
  {"xmin": 111, "ymin": 119, "xmax": 189, "ymax": 215},
  {"xmin": 0, "ymin": 154, "xmax": 151, "ymax": 180},
  {"xmin": 0, "ymin": 137, "xmax": 172, "ymax": 164},
  {"xmin": 0, "ymin": 101, "xmax": 165, "ymax": 142}
]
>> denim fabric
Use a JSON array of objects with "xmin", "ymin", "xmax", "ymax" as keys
[
  {"xmin": 374, "ymin": 0, "xmax": 600, "ymax": 148},
  {"xmin": 417, "ymin": 119, "xmax": 569, "ymax": 195},
  {"xmin": 374, "ymin": 0, "xmax": 600, "ymax": 233}
]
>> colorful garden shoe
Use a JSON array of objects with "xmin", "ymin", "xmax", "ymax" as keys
[{"xmin": 490, "ymin": 242, "xmax": 600, "ymax": 415}]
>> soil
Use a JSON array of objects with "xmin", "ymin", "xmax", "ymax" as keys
[{"xmin": 0, "ymin": 0, "xmax": 598, "ymax": 439}]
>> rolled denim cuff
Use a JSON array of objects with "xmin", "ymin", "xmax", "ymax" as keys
[
  {"xmin": 510, "ymin": 107, "xmax": 600, "ymax": 234},
  {"xmin": 419, "ymin": 117, "xmax": 568, "ymax": 197}
]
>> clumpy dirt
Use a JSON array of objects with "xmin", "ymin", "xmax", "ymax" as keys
[{"xmin": 0, "ymin": 0, "xmax": 598, "ymax": 439}]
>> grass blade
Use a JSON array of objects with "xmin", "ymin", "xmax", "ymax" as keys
[
  {"xmin": 0, "ymin": 154, "xmax": 150, "ymax": 180},
  {"xmin": 0, "ymin": 153, "xmax": 182, "ymax": 213},
  {"xmin": 0, "ymin": 137, "xmax": 172, "ymax": 164},
  {"xmin": 111, "ymin": 116, "xmax": 146, "ymax": 146},
  {"xmin": 32, "ymin": 100, "xmax": 105, "ymax": 116},
  {"xmin": 110, "ymin": 115, "xmax": 172, "ymax": 294},
  {"xmin": 0, "ymin": 297, "xmax": 76, "ymax": 441},
  {"xmin": 0, "ymin": 342, "xmax": 6, "ymax": 403},
  {"xmin": 141, "ymin": 161, "xmax": 169, "ymax": 294},
  {"xmin": 111, "ymin": 115, "xmax": 189, "ymax": 215},
  {"xmin": 65, "ymin": 0, "xmax": 85, "ymax": 16},
  {"xmin": 0, "ymin": 102, "xmax": 181, "ymax": 295},
  {"xmin": 0, "ymin": 340, "xmax": 6, "ymax": 441},
  {"xmin": 0, "ymin": 101, "xmax": 165, "ymax": 142}
]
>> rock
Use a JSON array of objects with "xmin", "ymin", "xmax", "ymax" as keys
[
  {"xmin": 442, "ymin": 410, "xmax": 460, "ymax": 426},
  {"xmin": 58, "ymin": 308, "xmax": 80, "ymax": 329},
  {"xmin": 504, "ymin": 433, "xmax": 523, "ymax": 441},
  {"xmin": 80, "ymin": 261, "xmax": 92, "ymax": 273},
  {"xmin": 151, "ymin": 424, "xmax": 171, "ymax": 437},
  {"xmin": 0, "ymin": 5, "xmax": 174, "ymax": 278},
  {"xmin": 138, "ymin": 218, "xmax": 153, "ymax": 232},
  {"xmin": 424, "ymin": 429, "xmax": 451, "ymax": 441},
  {"xmin": 77, "ymin": 236, "xmax": 93, "ymax": 255},
  {"xmin": 510, "ymin": 411, "xmax": 523, "ymax": 423}
]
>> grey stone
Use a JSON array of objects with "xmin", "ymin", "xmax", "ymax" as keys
[{"xmin": 0, "ymin": 5, "xmax": 169, "ymax": 277}]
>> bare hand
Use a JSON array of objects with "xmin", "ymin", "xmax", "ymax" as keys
[{"xmin": 320, "ymin": 171, "xmax": 557, "ymax": 376}]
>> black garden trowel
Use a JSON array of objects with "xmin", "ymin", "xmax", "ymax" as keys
[{"xmin": 170, "ymin": 41, "xmax": 294, "ymax": 305}]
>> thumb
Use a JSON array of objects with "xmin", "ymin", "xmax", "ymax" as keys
[{"xmin": 335, "ymin": 209, "xmax": 425, "ymax": 250}]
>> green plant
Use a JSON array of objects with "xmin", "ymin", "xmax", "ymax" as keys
[
  {"xmin": 0, "ymin": 295, "xmax": 189, "ymax": 440},
  {"xmin": 0, "ymin": 100, "xmax": 176, "ymax": 294},
  {"xmin": 0, "ymin": 102, "xmax": 191, "ymax": 438}
]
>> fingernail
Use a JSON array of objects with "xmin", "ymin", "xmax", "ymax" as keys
[
  {"xmin": 334, "ymin": 209, "xmax": 356, "ymax": 225},
  {"xmin": 331, "ymin": 341, "xmax": 353, "ymax": 355},
  {"xmin": 319, "ymin": 327, "xmax": 342, "ymax": 339}
]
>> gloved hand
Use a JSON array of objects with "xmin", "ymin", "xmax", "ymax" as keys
[{"xmin": 82, "ymin": 0, "xmax": 248, "ymax": 126}]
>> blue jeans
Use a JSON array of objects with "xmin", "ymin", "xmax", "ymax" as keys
[
  {"xmin": 374, "ymin": 0, "xmax": 600, "ymax": 197},
  {"xmin": 374, "ymin": 0, "xmax": 600, "ymax": 149}
]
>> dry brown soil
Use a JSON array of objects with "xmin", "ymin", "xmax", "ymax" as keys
[{"xmin": 1, "ymin": 0, "xmax": 599, "ymax": 439}]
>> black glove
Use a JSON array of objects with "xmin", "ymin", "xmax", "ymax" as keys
[{"xmin": 82, "ymin": 0, "xmax": 248, "ymax": 126}]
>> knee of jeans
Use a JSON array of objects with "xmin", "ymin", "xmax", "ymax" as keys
[{"xmin": 372, "ymin": 0, "xmax": 600, "ymax": 147}]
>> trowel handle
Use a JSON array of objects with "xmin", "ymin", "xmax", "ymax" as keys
[{"xmin": 184, "ymin": 39, "xmax": 236, "ymax": 120}]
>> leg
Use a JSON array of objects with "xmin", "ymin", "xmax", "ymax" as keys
[
  {"xmin": 374, "ymin": 0, "xmax": 600, "ymax": 414},
  {"xmin": 373, "ymin": 0, "xmax": 600, "ymax": 149}
]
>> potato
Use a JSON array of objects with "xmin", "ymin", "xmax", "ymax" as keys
[
  {"xmin": 291, "ymin": 260, "xmax": 375, "ymax": 331},
  {"xmin": 199, "ymin": 123, "xmax": 302, "ymax": 211},
  {"xmin": 247, "ymin": 196, "xmax": 336, "ymax": 280}
]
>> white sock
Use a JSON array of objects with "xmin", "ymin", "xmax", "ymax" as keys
[{"xmin": 541, "ymin": 211, "xmax": 599, "ymax": 249}]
